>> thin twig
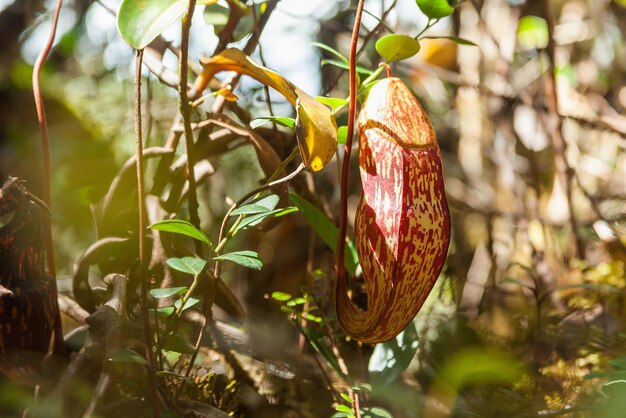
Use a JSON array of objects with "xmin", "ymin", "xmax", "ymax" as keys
[
  {"xmin": 31, "ymin": 0, "xmax": 64, "ymax": 356},
  {"xmin": 179, "ymin": 0, "xmax": 202, "ymax": 254},
  {"xmin": 134, "ymin": 49, "xmax": 159, "ymax": 418},
  {"xmin": 214, "ymin": 157, "xmax": 304, "ymax": 263},
  {"xmin": 323, "ymin": 0, "xmax": 397, "ymax": 95},
  {"xmin": 178, "ymin": 160, "xmax": 305, "ymax": 393},
  {"xmin": 540, "ymin": 0, "xmax": 584, "ymax": 259}
]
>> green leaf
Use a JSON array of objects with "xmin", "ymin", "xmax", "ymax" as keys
[
  {"xmin": 336, "ymin": 405, "xmax": 353, "ymax": 413},
  {"xmin": 354, "ymin": 383, "xmax": 373, "ymax": 393},
  {"xmin": 174, "ymin": 297, "xmax": 200, "ymax": 311},
  {"xmin": 321, "ymin": 59, "xmax": 374, "ymax": 75},
  {"xmin": 203, "ymin": 2, "xmax": 230, "ymax": 28},
  {"xmin": 517, "ymin": 15, "xmax": 549, "ymax": 50},
  {"xmin": 340, "ymin": 393, "xmax": 353, "ymax": 404},
  {"xmin": 271, "ymin": 291, "xmax": 292, "ymax": 301},
  {"xmin": 289, "ymin": 193, "xmax": 359, "ymax": 276},
  {"xmin": 423, "ymin": 35, "xmax": 477, "ymax": 46},
  {"xmin": 301, "ymin": 327, "xmax": 345, "ymax": 379},
  {"xmin": 286, "ymin": 297, "xmax": 307, "ymax": 307},
  {"xmin": 337, "ymin": 126, "xmax": 348, "ymax": 145},
  {"xmin": 415, "ymin": 0, "xmax": 454, "ymax": 19},
  {"xmin": 368, "ymin": 322, "xmax": 419, "ymax": 387},
  {"xmin": 204, "ymin": 2, "xmax": 265, "ymax": 42},
  {"xmin": 149, "ymin": 286, "xmax": 188, "ymax": 299},
  {"xmin": 436, "ymin": 348, "xmax": 525, "ymax": 393},
  {"xmin": 311, "ymin": 41, "xmax": 349, "ymax": 64},
  {"xmin": 609, "ymin": 357, "xmax": 626, "ymax": 370},
  {"xmin": 108, "ymin": 348, "xmax": 148, "ymax": 365},
  {"xmin": 250, "ymin": 116, "xmax": 296, "ymax": 130},
  {"xmin": 157, "ymin": 306, "xmax": 175, "ymax": 316},
  {"xmin": 214, "ymin": 250, "xmax": 263, "ymax": 270},
  {"xmin": 301, "ymin": 312, "xmax": 322, "ymax": 323},
  {"xmin": 376, "ymin": 34, "xmax": 421, "ymax": 62},
  {"xmin": 361, "ymin": 407, "xmax": 393, "ymax": 418},
  {"xmin": 233, "ymin": 206, "xmax": 298, "ymax": 232},
  {"xmin": 331, "ymin": 413, "xmax": 355, "ymax": 418},
  {"xmin": 231, "ymin": 194, "xmax": 280, "ymax": 216},
  {"xmin": 316, "ymin": 96, "xmax": 348, "ymax": 113},
  {"xmin": 163, "ymin": 333, "xmax": 196, "ymax": 354},
  {"xmin": 117, "ymin": 0, "xmax": 187, "ymax": 50},
  {"xmin": 148, "ymin": 219, "xmax": 212, "ymax": 249},
  {"xmin": 166, "ymin": 257, "xmax": 206, "ymax": 278}
]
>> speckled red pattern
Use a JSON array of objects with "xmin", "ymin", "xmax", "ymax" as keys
[{"xmin": 336, "ymin": 78, "xmax": 451, "ymax": 343}]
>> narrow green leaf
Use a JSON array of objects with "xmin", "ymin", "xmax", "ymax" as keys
[
  {"xmin": 233, "ymin": 206, "xmax": 297, "ymax": 232},
  {"xmin": 311, "ymin": 41, "xmax": 349, "ymax": 64},
  {"xmin": 423, "ymin": 35, "xmax": 477, "ymax": 46},
  {"xmin": 231, "ymin": 194, "xmax": 280, "ymax": 216},
  {"xmin": 376, "ymin": 34, "xmax": 421, "ymax": 62},
  {"xmin": 301, "ymin": 327, "xmax": 345, "ymax": 378},
  {"xmin": 166, "ymin": 257, "xmax": 207, "ymax": 278},
  {"xmin": 415, "ymin": 0, "xmax": 454, "ymax": 19},
  {"xmin": 148, "ymin": 219, "xmax": 213, "ymax": 249},
  {"xmin": 250, "ymin": 116, "xmax": 296, "ymax": 129},
  {"xmin": 117, "ymin": 0, "xmax": 187, "ymax": 50},
  {"xmin": 289, "ymin": 193, "xmax": 359, "ymax": 276},
  {"xmin": 108, "ymin": 348, "xmax": 148, "ymax": 365},
  {"xmin": 230, "ymin": 203, "xmax": 268, "ymax": 216},
  {"xmin": 163, "ymin": 333, "xmax": 196, "ymax": 354},
  {"xmin": 340, "ymin": 393, "xmax": 353, "ymax": 404},
  {"xmin": 214, "ymin": 250, "xmax": 263, "ymax": 270},
  {"xmin": 149, "ymin": 286, "xmax": 188, "ymax": 299},
  {"xmin": 321, "ymin": 59, "xmax": 374, "ymax": 75},
  {"xmin": 174, "ymin": 297, "xmax": 200, "ymax": 311}
]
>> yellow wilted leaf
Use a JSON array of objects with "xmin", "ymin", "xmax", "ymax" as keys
[{"xmin": 195, "ymin": 48, "xmax": 337, "ymax": 172}]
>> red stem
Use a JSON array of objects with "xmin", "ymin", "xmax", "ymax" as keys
[
  {"xmin": 335, "ymin": 2, "xmax": 365, "ymax": 415},
  {"xmin": 379, "ymin": 62, "xmax": 392, "ymax": 78},
  {"xmin": 32, "ymin": 0, "xmax": 64, "ymax": 356},
  {"xmin": 336, "ymin": 0, "xmax": 366, "ymax": 304},
  {"xmin": 32, "ymin": 0, "xmax": 62, "ymax": 276}
]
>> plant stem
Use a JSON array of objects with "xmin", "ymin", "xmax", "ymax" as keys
[
  {"xmin": 336, "ymin": 3, "xmax": 366, "ymax": 416},
  {"xmin": 32, "ymin": 0, "xmax": 64, "ymax": 356},
  {"xmin": 415, "ymin": 18, "xmax": 439, "ymax": 39},
  {"xmin": 179, "ymin": 0, "xmax": 202, "ymax": 255},
  {"xmin": 213, "ymin": 147, "xmax": 300, "ymax": 258},
  {"xmin": 336, "ymin": 0, "xmax": 365, "ymax": 318},
  {"xmin": 134, "ymin": 49, "xmax": 159, "ymax": 418}
]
